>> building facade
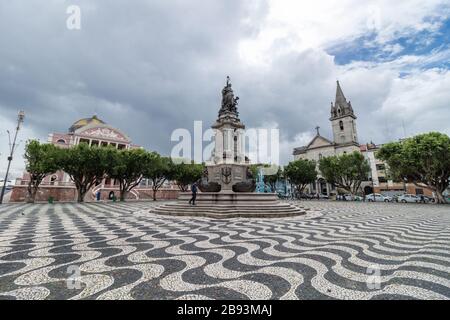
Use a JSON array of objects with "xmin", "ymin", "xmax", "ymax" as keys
[
  {"xmin": 292, "ymin": 82, "xmax": 435, "ymax": 198},
  {"xmin": 11, "ymin": 116, "xmax": 178, "ymax": 202},
  {"xmin": 360, "ymin": 143, "xmax": 434, "ymax": 197},
  {"xmin": 293, "ymin": 81, "xmax": 360, "ymax": 196}
]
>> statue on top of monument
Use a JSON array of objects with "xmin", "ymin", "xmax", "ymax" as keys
[{"xmin": 220, "ymin": 76, "xmax": 239, "ymax": 116}]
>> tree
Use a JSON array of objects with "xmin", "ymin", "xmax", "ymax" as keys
[
  {"xmin": 284, "ymin": 159, "xmax": 318, "ymax": 195},
  {"xmin": 143, "ymin": 153, "xmax": 174, "ymax": 201},
  {"xmin": 24, "ymin": 140, "xmax": 62, "ymax": 203},
  {"xmin": 319, "ymin": 152, "xmax": 370, "ymax": 196},
  {"xmin": 107, "ymin": 148, "xmax": 151, "ymax": 201},
  {"xmin": 172, "ymin": 162, "xmax": 204, "ymax": 192},
  {"xmin": 248, "ymin": 164, "xmax": 260, "ymax": 180},
  {"xmin": 60, "ymin": 143, "xmax": 111, "ymax": 203},
  {"xmin": 377, "ymin": 132, "xmax": 450, "ymax": 204}
]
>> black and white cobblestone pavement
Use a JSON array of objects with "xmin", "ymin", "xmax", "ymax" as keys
[{"xmin": 0, "ymin": 201, "xmax": 449, "ymax": 300}]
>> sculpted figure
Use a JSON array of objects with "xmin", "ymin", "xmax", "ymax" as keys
[{"xmin": 220, "ymin": 76, "xmax": 239, "ymax": 115}]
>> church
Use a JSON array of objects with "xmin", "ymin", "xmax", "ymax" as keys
[{"xmin": 293, "ymin": 81, "xmax": 360, "ymax": 196}]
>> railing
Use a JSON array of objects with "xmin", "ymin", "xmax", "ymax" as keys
[{"xmin": 15, "ymin": 180, "xmax": 75, "ymax": 187}]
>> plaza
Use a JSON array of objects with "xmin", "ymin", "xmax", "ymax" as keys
[{"xmin": 0, "ymin": 201, "xmax": 448, "ymax": 300}]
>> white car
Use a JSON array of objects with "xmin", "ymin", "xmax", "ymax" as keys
[
  {"xmin": 0, "ymin": 180, "xmax": 13, "ymax": 187},
  {"xmin": 343, "ymin": 194, "xmax": 363, "ymax": 201},
  {"xmin": 367, "ymin": 193, "xmax": 392, "ymax": 202},
  {"xmin": 397, "ymin": 194, "xmax": 420, "ymax": 203}
]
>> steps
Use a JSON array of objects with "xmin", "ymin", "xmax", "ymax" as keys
[{"xmin": 150, "ymin": 192, "xmax": 308, "ymax": 219}]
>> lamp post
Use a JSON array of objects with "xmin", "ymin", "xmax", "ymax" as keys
[{"xmin": 0, "ymin": 111, "xmax": 25, "ymax": 204}]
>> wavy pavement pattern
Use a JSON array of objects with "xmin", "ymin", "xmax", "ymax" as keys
[{"xmin": 0, "ymin": 202, "xmax": 449, "ymax": 300}]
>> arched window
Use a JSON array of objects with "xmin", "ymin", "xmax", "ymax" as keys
[
  {"xmin": 339, "ymin": 121, "xmax": 344, "ymax": 131},
  {"xmin": 56, "ymin": 139, "xmax": 66, "ymax": 145},
  {"xmin": 50, "ymin": 175, "xmax": 58, "ymax": 185}
]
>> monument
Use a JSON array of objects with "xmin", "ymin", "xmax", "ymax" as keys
[
  {"xmin": 151, "ymin": 77, "xmax": 307, "ymax": 218},
  {"xmin": 200, "ymin": 76, "xmax": 255, "ymax": 193}
]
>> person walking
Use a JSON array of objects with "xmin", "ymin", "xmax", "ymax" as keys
[{"xmin": 189, "ymin": 183, "xmax": 198, "ymax": 206}]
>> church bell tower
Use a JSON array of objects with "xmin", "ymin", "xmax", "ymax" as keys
[{"xmin": 330, "ymin": 81, "xmax": 359, "ymax": 148}]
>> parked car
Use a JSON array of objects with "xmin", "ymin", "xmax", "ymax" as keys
[
  {"xmin": 420, "ymin": 196, "xmax": 435, "ymax": 203},
  {"xmin": 0, "ymin": 180, "xmax": 13, "ymax": 187},
  {"xmin": 366, "ymin": 193, "xmax": 392, "ymax": 202},
  {"xmin": 342, "ymin": 194, "xmax": 363, "ymax": 201},
  {"xmin": 397, "ymin": 194, "xmax": 420, "ymax": 203}
]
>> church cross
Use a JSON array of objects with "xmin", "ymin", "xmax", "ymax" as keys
[{"xmin": 315, "ymin": 126, "xmax": 320, "ymax": 136}]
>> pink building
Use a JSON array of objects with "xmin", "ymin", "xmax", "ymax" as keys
[{"xmin": 11, "ymin": 116, "xmax": 178, "ymax": 202}]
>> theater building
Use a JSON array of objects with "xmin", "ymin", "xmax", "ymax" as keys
[{"xmin": 11, "ymin": 116, "xmax": 178, "ymax": 202}]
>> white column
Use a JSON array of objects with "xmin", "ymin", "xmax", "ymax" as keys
[
  {"xmin": 214, "ymin": 129, "xmax": 224, "ymax": 164},
  {"xmin": 224, "ymin": 129, "xmax": 233, "ymax": 163},
  {"xmin": 236, "ymin": 129, "xmax": 244, "ymax": 163},
  {"xmin": 223, "ymin": 129, "xmax": 230, "ymax": 152}
]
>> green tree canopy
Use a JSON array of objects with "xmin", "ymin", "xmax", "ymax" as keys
[
  {"xmin": 248, "ymin": 164, "xmax": 260, "ymax": 180},
  {"xmin": 377, "ymin": 132, "xmax": 450, "ymax": 204},
  {"xmin": 24, "ymin": 140, "xmax": 62, "ymax": 203},
  {"xmin": 171, "ymin": 162, "xmax": 204, "ymax": 192},
  {"xmin": 284, "ymin": 159, "xmax": 317, "ymax": 194},
  {"xmin": 107, "ymin": 148, "xmax": 152, "ymax": 201},
  {"xmin": 60, "ymin": 143, "xmax": 112, "ymax": 202},
  {"xmin": 143, "ymin": 153, "xmax": 174, "ymax": 201},
  {"xmin": 319, "ymin": 152, "xmax": 370, "ymax": 196}
]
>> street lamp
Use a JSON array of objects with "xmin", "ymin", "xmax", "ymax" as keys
[{"xmin": 0, "ymin": 111, "xmax": 25, "ymax": 204}]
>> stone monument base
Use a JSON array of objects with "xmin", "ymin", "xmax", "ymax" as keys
[{"xmin": 150, "ymin": 192, "xmax": 308, "ymax": 219}]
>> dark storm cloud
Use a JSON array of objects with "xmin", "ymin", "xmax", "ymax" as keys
[
  {"xmin": 1, "ymin": 0, "xmax": 448, "ymax": 174},
  {"xmin": 0, "ymin": 0, "xmax": 381, "ymax": 165},
  {"xmin": 0, "ymin": 0, "xmax": 270, "ymax": 155}
]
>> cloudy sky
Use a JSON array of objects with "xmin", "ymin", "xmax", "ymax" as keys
[{"xmin": 1, "ymin": 0, "xmax": 450, "ymax": 179}]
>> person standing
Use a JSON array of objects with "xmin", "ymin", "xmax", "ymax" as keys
[{"xmin": 189, "ymin": 183, "xmax": 198, "ymax": 206}]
